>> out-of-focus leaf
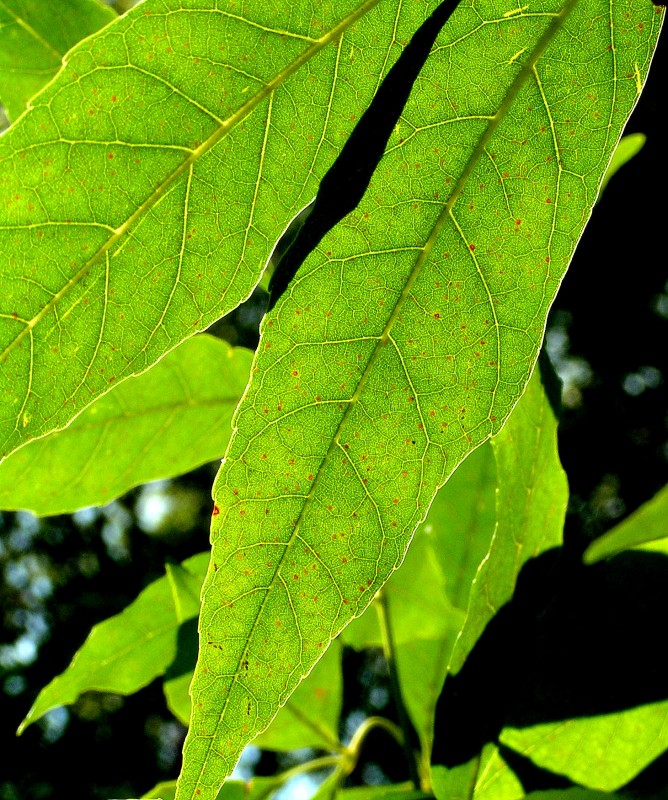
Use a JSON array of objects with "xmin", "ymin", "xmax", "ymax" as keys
[
  {"xmin": 18, "ymin": 551, "xmax": 209, "ymax": 733},
  {"xmin": 473, "ymin": 745, "xmax": 523, "ymax": 800},
  {"xmin": 583, "ymin": 482, "xmax": 668, "ymax": 563},
  {"xmin": 343, "ymin": 443, "xmax": 496, "ymax": 650},
  {"xmin": 0, "ymin": 0, "xmax": 412, "ymax": 462},
  {"xmin": 0, "ymin": 335, "xmax": 252, "ymax": 515},
  {"xmin": 501, "ymin": 701, "xmax": 668, "ymax": 792},
  {"xmin": 340, "ymin": 442, "xmax": 496, "ymax": 765},
  {"xmin": 0, "ymin": 0, "xmax": 115, "ymax": 121},
  {"xmin": 448, "ymin": 368, "xmax": 568, "ymax": 675},
  {"xmin": 524, "ymin": 791, "xmax": 619, "ymax": 800},
  {"xmin": 432, "ymin": 760, "xmax": 482, "ymax": 800},
  {"xmin": 338, "ymin": 784, "xmax": 432, "ymax": 799},
  {"xmin": 167, "ymin": 561, "xmax": 203, "ymax": 624},
  {"xmin": 599, "ymin": 132, "xmax": 646, "ymax": 195},
  {"xmin": 432, "ymin": 746, "xmax": 524, "ymax": 800},
  {"xmin": 180, "ymin": 0, "xmax": 661, "ymax": 794}
]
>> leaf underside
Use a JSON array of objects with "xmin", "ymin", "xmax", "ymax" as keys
[
  {"xmin": 179, "ymin": 1, "xmax": 662, "ymax": 798},
  {"xmin": 0, "ymin": 0, "xmax": 398, "ymax": 462}
]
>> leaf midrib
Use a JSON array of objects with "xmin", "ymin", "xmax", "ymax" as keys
[
  {"xmin": 0, "ymin": 0, "xmax": 385, "ymax": 367},
  {"xmin": 202, "ymin": 0, "xmax": 579, "ymax": 782}
]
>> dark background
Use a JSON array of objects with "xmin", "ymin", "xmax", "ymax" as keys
[{"xmin": 1, "ymin": 13, "xmax": 666, "ymax": 800}]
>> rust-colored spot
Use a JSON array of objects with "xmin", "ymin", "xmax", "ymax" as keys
[{"xmin": 212, "ymin": 505, "xmax": 220, "ymax": 516}]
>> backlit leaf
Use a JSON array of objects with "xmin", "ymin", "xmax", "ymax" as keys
[
  {"xmin": 0, "ymin": 335, "xmax": 252, "ymax": 515},
  {"xmin": 18, "ymin": 551, "xmax": 209, "ymax": 733},
  {"xmin": 180, "ymin": 1, "xmax": 660, "ymax": 797},
  {"xmin": 0, "ymin": 0, "xmax": 115, "ymax": 121},
  {"xmin": 448, "ymin": 367, "xmax": 568, "ymax": 674},
  {"xmin": 500, "ymin": 701, "xmax": 668, "ymax": 791},
  {"xmin": 0, "ymin": 0, "xmax": 407, "ymax": 461}
]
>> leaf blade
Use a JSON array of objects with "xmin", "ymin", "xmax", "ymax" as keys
[
  {"xmin": 18, "ymin": 551, "xmax": 209, "ymax": 734},
  {"xmin": 180, "ymin": 0, "xmax": 661, "ymax": 797},
  {"xmin": 0, "ymin": 335, "xmax": 252, "ymax": 515},
  {"xmin": 0, "ymin": 0, "xmax": 394, "ymax": 461},
  {"xmin": 0, "ymin": 0, "xmax": 116, "ymax": 121}
]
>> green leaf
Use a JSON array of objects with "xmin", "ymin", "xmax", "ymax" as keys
[
  {"xmin": 338, "ymin": 785, "xmax": 432, "ymax": 799},
  {"xmin": 432, "ymin": 761, "xmax": 482, "ymax": 800},
  {"xmin": 341, "ymin": 442, "xmax": 496, "ymax": 767},
  {"xmin": 0, "ymin": 334, "xmax": 252, "ymax": 515},
  {"xmin": 253, "ymin": 638, "xmax": 343, "ymax": 751},
  {"xmin": 583, "ymin": 482, "xmax": 668, "ymax": 564},
  {"xmin": 0, "ymin": 0, "xmax": 115, "ymax": 122},
  {"xmin": 599, "ymin": 132, "xmax": 646, "ymax": 195},
  {"xmin": 524, "ymin": 792, "xmax": 620, "ymax": 800},
  {"xmin": 179, "ymin": 0, "xmax": 660, "ymax": 796},
  {"xmin": 0, "ymin": 0, "xmax": 412, "ymax": 462},
  {"xmin": 18, "ymin": 551, "xmax": 209, "ymax": 734},
  {"xmin": 448, "ymin": 367, "xmax": 568, "ymax": 675},
  {"xmin": 343, "ymin": 442, "xmax": 496, "ymax": 651},
  {"xmin": 433, "ymin": 746, "xmax": 524, "ymax": 800},
  {"xmin": 473, "ymin": 746, "xmax": 523, "ymax": 800},
  {"xmin": 141, "ymin": 778, "xmax": 277, "ymax": 800},
  {"xmin": 166, "ymin": 630, "xmax": 344, "ymax": 752},
  {"xmin": 500, "ymin": 700, "xmax": 668, "ymax": 791},
  {"xmin": 167, "ymin": 561, "xmax": 204, "ymax": 624}
]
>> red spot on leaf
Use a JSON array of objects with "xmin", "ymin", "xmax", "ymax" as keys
[{"xmin": 212, "ymin": 505, "xmax": 219, "ymax": 516}]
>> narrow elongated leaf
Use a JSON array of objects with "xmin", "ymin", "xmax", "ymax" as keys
[
  {"xmin": 252, "ymin": 638, "xmax": 343, "ymax": 751},
  {"xmin": 0, "ymin": 335, "xmax": 252, "ymax": 515},
  {"xmin": 0, "ymin": 0, "xmax": 412, "ymax": 461},
  {"xmin": 180, "ymin": 0, "xmax": 662, "ymax": 796},
  {"xmin": 448, "ymin": 368, "xmax": 568, "ymax": 674},
  {"xmin": 0, "ymin": 0, "xmax": 115, "ymax": 121},
  {"xmin": 167, "ymin": 636, "xmax": 344, "ymax": 753},
  {"xmin": 18, "ymin": 551, "xmax": 209, "ymax": 733},
  {"xmin": 583, "ymin": 482, "xmax": 668, "ymax": 563},
  {"xmin": 500, "ymin": 700, "xmax": 668, "ymax": 791},
  {"xmin": 141, "ymin": 778, "xmax": 277, "ymax": 800}
]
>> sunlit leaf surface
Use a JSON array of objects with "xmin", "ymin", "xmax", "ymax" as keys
[
  {"xmin": 180, "ymin": 1, "xmax": 661, "ymax": 797},
  {"xmin": 0, "ymin": 0, "xmax": 408, "ymax": 461},
  {"xmin": 0, "ymin": 0, "xmax": 115, "ymax": 121},
  {"xmin": 448, "ymin": 368, "xmax": 567, "ymax": 674},
  {"xmin": 0, "ymin": 335, "xmax": 252, "ymax": 515},
  {"xmin": 501, "ymin": 701, "xmax": 668, "ymax": 791},
  {"xmin": 18, "ymin": 551, "xmax": 208, "ymax": 733}
]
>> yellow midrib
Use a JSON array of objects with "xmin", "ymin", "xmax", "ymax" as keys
[
  {"xmin": 188, "ymin": 1, "xmax": 581, "ymax": 797},
  {"xmin": 0, "ymin": 0, "xmax": 385, "ymax": 367}
]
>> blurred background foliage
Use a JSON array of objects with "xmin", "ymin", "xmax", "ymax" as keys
[{"xmin": 0, "ymin": 3, "xmax": 666, "ymax": 798}]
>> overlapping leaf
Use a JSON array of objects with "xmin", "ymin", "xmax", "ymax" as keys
[
  {"xmin": 0, "ymin": 335, "xmax": 252, "ymax": 514},
  {"xmin": 180, "ymin": 1, "xmax": 662, "ymax": 797},
  {"xmin": 0, "ymin": 0, "xmax": 417, "ymax": 462},
  {"xmin": 18, "ymin": 551, "xmax": 209, "ymax": 734},
  {"xmin": 448, "ymin": 367, "xmax": 567, "ymax": 674},
  {"xmin": 0, "ymin": 0, "xmax": 115, "ymax": 121}
]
